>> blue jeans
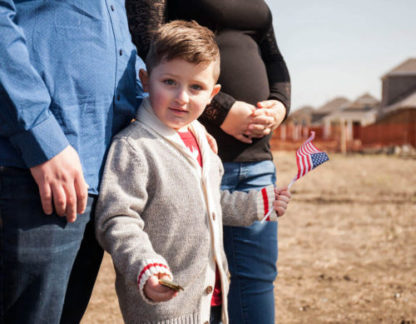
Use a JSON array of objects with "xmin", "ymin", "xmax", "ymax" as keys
[
  {"xmin": 222, "ymin": 160, "xmax": 278, "ymax": 324},
  {"xmin": 0, "ymin": 167, "xmax": 103, "ymax": 324}
]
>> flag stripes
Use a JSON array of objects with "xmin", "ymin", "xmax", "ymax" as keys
[
  {"xmin": 288, "ymin": 132, "xmax": 329, "ymax": 188},
  {"xmin": 296, "ymin": 140, "xmax": 321, "ymax": 179}
]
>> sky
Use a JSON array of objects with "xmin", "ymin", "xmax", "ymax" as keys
[{"xmin": 266, "ymin": 0, "xmax": 416, "ymax": 110}]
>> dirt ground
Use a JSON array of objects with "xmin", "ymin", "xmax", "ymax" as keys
[{"xmin": 82, "ymin": 152, "xmax": 416, "ymax": 323}]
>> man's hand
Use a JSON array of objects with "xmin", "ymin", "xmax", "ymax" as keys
[
  {"xmin": 144, "ymin": 274, "xmax": 178, "ymax": 302},
  {"xmin": 30, "ymin": 146, "xmax": 88, "ymax": 223},
  {"xmin": 220, "ymin": 101, "xmax": 256, "ymax": 144},
  {"xmin": 246, "ymin": 100, "xmax": 286, "ymax": 138}
]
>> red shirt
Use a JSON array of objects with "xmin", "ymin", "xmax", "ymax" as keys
[{"xmin": 178, "ymin": 129, "xmax": 222, "ymax": 306}]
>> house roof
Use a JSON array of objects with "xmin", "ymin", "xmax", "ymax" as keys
[
  {"xmin": 344, "ymin": 93, "xmax": 379, "ymax": 111},
  {"xmin": 322, "ymin": 107, "xmax": 377, "ymax": 126},
  {"xmin": 315, "ymin": 97, "xmax": 350, "ymax": 113},
  {"xmin": 381, "ymin": 90, "xmax": 416, "ymax": 115},
  {"xmin": 382, "ymin": 58, "xmax": 416, "ymax": 78},
  {"xmin": 290, "ymin": 105, "xmax": 314, "ymax": 117},
  {"xmin": 287, "ymin": 105, "xmax": 313, "ymax": 124}
]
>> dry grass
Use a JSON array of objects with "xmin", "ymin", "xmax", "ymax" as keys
[{"xmin": 82, "ymin": 152, "xmax": 416, "ymax": 323}]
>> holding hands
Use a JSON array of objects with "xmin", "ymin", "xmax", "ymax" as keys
[
  {"xmin": 220, "ymin": 100, "xmax": 256, "ymax": 143},
  {"xmin": 220, "ymin": 99, "xmax": 286, "ymax": 143}
]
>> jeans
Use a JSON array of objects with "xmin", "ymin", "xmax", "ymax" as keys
[
  {"xmin": 0, "ymin": 167, "xmax": 103, "ymax": 324},
  {"xmin": 222, "ymin": 160, "xmax": 278, "ymax": 324}
]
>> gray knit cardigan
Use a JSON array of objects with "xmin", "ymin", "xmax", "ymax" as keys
[{"xmin": 95, "ymin": 98, "xmax": 277, "ymax": 324}]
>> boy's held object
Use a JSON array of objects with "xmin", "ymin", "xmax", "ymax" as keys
[
  {"xmin": 159, "ymin": 278, "xmax": 184, "ymax": 292},
  {"xmin": 260, "ymin": 131, "xmax": 329, "ymax": 223}
]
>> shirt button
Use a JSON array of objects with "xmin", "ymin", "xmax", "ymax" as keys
[
  {"xmin": 204, "ymin": 321, "xmax": 209, "ymax": 324},
  {"xmin": 119, "ymin": 49, "xmax": 123, "ymax": 56},
  {"xmin": 212, "ymin": 212, "xmax": 216, "ymax": 220},
  {"xmin": 110, "ymin": 5, "xmax": 115, "ymax": 11},
  {"xmin": 205, "ymin": 286, "xmax": 213, "ymax": 294}
]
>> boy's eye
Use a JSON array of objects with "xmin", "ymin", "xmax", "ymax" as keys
[
  {"xmin": 190, "ymin": 84, "xmax": 202, "ymax": 91},
  {"xmin": 163, "ymin": 79, "xmax": 176, "ymax": 86}
]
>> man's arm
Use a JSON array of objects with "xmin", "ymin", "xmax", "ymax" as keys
[{"xmin": 0, "ymin": 1, "xmax": 87, "ymax": 221}]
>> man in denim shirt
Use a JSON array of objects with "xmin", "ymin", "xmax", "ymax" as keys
[{"xmin": 0, "ymin": 1, "xmax": 145, "ymax": 322}]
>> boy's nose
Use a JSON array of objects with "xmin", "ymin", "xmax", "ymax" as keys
[{"xmin": 175, "ymin": 88, "xmax": 189, "ymax": 105}]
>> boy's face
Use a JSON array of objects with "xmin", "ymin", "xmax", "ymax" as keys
[{"xmin": 140, "ymin": 58, "xmax": 220, "ymax": 131}]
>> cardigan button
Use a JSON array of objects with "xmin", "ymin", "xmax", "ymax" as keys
[
  {"xmin": 205, "ymin": 285, "xmax": 213, "ymax": 294},
  {"xmin": 212, "ymin": 212, "xmax": 216, "ymax": 220}
]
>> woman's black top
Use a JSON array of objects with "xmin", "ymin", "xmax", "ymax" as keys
[{"xmin": 126, "ymin": 0, "xmax": 291, "ymax": 162}]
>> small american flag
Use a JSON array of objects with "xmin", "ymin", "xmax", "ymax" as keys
[
  {"xmin": 260, "ymin": 131, "xmax": 329, "ymax": 223},
  {"xmin": 289, "ymin": 131, "xmax": 329, "ymax": 188}
]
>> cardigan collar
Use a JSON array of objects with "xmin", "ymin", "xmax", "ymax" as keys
[
  {"xmin": 137, "ymin": 98, "xmax": 219, "ymax": 234},
  {"xmin": 136, "ymin": 97, "xmax": 212, "ymax": 173}
]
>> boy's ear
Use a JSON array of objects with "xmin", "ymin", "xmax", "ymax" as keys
[
  {"xmin": 139, "ymin": 69, "xmax": 149, "ymax": 92},
  {"xmin": 210, "ymin": 84, "xmax": 221, "ymax": 101}
]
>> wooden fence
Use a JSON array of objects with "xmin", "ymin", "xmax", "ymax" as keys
[{"xmin": 271, "ymin": 122, "xmax": 416, "ymax": 152}]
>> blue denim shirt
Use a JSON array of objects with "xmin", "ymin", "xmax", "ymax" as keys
[{"xmin": 0, "ymin": 0, "xmax": 145, "ymax": 194}]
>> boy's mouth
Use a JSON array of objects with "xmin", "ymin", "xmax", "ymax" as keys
[{"xmin": 169, "ymin": 107, "xmax": 188, "ymax": 114}]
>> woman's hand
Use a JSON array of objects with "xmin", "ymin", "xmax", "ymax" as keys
[
  {"xmin": 220, "ymin": 101, "xmax": 256, "ymax": 144},
  {"xmin": 143, "ymin": 274, "xmax": 178, "ymax": 302},
  {"xmin": 220, "ymin": 100, "xmax": 286, "ymax": 143},
  {"xmin": 247, "ymin": 100, "xmax": 286, "ymax": 138}
]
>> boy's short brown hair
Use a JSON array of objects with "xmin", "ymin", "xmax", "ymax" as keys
[{"xmin": 146, "ymin": 20, "xmax": 220, "ymax": 80}]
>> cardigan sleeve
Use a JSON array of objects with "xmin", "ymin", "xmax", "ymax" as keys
[
  {"xmin": 95, "ymin": 135, "xmax": 172, "ymax": 303},
  {"xmin": 220, "ymin": 185, "xmax": 278, "ymax": 227}
]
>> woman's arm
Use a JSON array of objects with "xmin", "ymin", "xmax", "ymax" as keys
[
  {"xmin": 243, "ymin": 16, "xmax": 292, "ymax": 139},
  {"xmin": 259, "ymin": 16, "xmax": 291, "ymax": 116},
  {"xmin": 125, "ymin": 0, "xmax": 167, "ymax": 59},
  {"xmin": 200, "ymin": 13, "xmax": 291, "ymax": 142}
]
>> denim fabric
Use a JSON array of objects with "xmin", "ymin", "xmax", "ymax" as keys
[
  {"xmin": 221, "ymin": 160, "xmax": 278, "ymax": 324},
  {"xmin": 0, "ymin": 167, "xmax": 102, "ymax": 323},
  {"xmin": 60, "ymin": 210, "xmax": 103, "ymax": 324},
  {"xmin": 0, "ymin": 0, "xmax": 145, "ymax": 194}
]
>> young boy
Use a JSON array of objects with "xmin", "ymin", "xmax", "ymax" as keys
[{"xmin": 95, "ymin": 20, "xmax": 290, "ymax": 324}]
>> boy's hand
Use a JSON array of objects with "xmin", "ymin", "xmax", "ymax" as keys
[
  {"xmin": 273, "ymin": 187, "xmax": 291, "ymax": 217},
  {"xmin": 144, "ymin": 274, "xmax": 178, "ymax": 302}
]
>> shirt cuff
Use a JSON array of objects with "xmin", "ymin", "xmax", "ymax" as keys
[
  {"xmin": 256, "ymin": 185, "xmax": 278, "ymax": 222},
  {"xmin": 137, "ymin": 259, "xmax": 173, "ymax": 304},
  {"xmin": 199, "ymin": 92, "xmax": 236, "ymax": 126},
  {"xmin": 9, "ymin": 115, "xmax": 69, "ymax": 168}
]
